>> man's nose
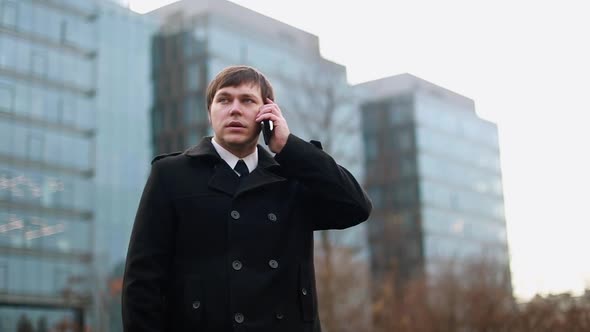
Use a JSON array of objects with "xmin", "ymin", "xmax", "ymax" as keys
[{"xmin": 229, "ymin": 100, "xmax": 243, "ymax": 115}]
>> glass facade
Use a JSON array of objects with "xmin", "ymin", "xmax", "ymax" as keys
[
  {"xmin": 360, "ymin": 77, "xmax": 511, "ymax": 293},
  {"xmin": 151, "ymin": 5, "xmax": 366, "ymax": 254},
  {"xmin": 361, "ymin": 93, "xmax": 423, "ymax": 288},
  {"xmin": 151, "ymin": 11, "xmax": 362, "ymax": 179},
  {"xmin": 413, "ymin": 91, "xmax": 508, "ymax": 262},
  {"xmin": 151, "ymin": 26, "xmax": 210, "ymax": 154},
  {"xmin": 0, "ymin": 0, "xmax": 97, "ymax": 330},
  {"xmin": 150, "ymin": 2, "xmax": 370, "ymax": 329},
  {"xmin": 1, "ymin": 1, "xmax": 155, "ymax": 331},
  {"xmin": 93, "ymin": 2, "xmax": 156, "ymax": 332}
]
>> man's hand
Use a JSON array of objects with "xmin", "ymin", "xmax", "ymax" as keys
[{"xmin": 256, "ymin": 98, "xmax": 290, "ymax": 153}]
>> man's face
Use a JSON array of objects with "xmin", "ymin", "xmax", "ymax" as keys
[{"xmin": 209, "ymin": 83, "xmax": 263, "ymax": 153}]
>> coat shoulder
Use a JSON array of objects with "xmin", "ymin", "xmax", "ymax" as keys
[{"xmin": 151, "ymin": 151, "xmax": 183, "ymax": 165}]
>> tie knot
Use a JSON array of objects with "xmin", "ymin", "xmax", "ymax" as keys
[{"xmin": 234, "ymin": 160, "xmax": 249, "ymax": 178}]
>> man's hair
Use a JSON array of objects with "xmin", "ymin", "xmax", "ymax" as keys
[{"xmin": 206, "ymin": 65, "xmax": 274, "ymax": 111}]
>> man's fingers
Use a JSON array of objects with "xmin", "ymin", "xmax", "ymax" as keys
[
  {"xmin": 256, "ymin": 112, "xmax": 280, "ymax": 123},
  {"xmin": 259, "ymin": 100, "xmax": 282, "ymax": 113},
  {"xmin": 259, "ymin": 103, "xmax": 279, "ymax": 112}
]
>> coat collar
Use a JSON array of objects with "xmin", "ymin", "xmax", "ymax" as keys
[{"xmin": 184, "ymin": 137, "xmax": 285, "ymax": 196}]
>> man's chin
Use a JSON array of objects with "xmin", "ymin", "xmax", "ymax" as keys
[{"xmin": 224, "ymin": 135, "xmax": 258, "ymax": 147}]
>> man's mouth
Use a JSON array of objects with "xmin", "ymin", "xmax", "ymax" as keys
[{"xmin": 227, "ymin": 121, "xmax": 246, "ymax": 128}]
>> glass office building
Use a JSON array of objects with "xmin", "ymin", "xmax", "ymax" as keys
[
  {"xmin": 93, "ymin": 2, "xmax": 156, "ymax": 331},
  {"xmin": 148, "ymin": 0, "xmax": 362, "ymax": 174},
  {"xmin": 358, "ymin": 73, "xmax": 510, "ymax": 294},
  {"xmin": 0, "ymin": 0, "xmax": 97, "ymax": 330},
  {"xmin": 149, "ymin": 0, "xmax": 366, "ymax": 254},
  {"xmin": 0, "ymin": 0, "xmax": 155, "ymax": 331},
  {"xmin": 148, "ymin": 0, "xmax": 370, "ymax": 329}
]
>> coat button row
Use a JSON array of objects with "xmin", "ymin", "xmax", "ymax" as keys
[
  {"xmin": 231, "ymin": 211, "xmax": 278, "ymax": 222},
  {"xmin": 234, "ymin": 312, "xmax": 244, "ymax": 323},
  {"xmin": 232, "ymin": 260, "xmax": 279, "ymax": 270}
]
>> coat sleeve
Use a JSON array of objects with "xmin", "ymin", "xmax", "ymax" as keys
[
  {"xmin": 274, "ymin": 134, "xmax": 372, "ymax": 230},
  {"xmin": 122, "ymin": 161, "xmax": 175, "ymax": 332}
]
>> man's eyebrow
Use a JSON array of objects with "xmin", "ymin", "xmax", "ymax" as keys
[
  {"xmin": 215, "ymin": 92, "xmax": 260, "ymax": 100},
  {"xmin": 240, "ymin": 93, "xmax": 261, "ymax": 100}
]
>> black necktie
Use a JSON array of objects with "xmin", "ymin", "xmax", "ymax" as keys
[{"xmin": 234, "ymin": 160, "xmax": 249, "ymax": 178}]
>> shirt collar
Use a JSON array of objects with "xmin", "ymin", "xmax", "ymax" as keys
[{"xmin": 211, "ymin": 137, "xmax": 258, "ymax": 174}]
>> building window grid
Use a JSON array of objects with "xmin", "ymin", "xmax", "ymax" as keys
[
  {"xmin": 0, "ymin": 84, "xmax": 15, "ymax": 111},
  {"xmin": 414, "ymin": 103, "xmax": 499, "ymax": 150},
  {"xmin": 418, "ymin": 152, "xmax": 504, "ymax": 198},
  {"xmin": 0, "ymin": 0, "xmax": 18, "ymax": 28},
  {"xmin": 421, "ymin": 207, "xmax": 507, "ymax": 244},
  {"xmin": 415, "ymin": 126, "xmax": 501, "ymax": 173}
]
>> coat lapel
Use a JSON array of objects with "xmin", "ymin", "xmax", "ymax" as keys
[
  {"xmin": 237, "ymin": 168, "xmax": 285, "ymax": 196},
  {"xmin": 185, "ymin": 137, "xmax": 238, "ymax": 196},
  {"xmin": 236, "ymin": 144, "xmax": 286, "ymax": 196},
  {"xmin": 208, "ymin": 162, "xmax": 240, "ymax": 196},
  {"xmin": 184, "ymin": 137, "xmax": 286, "ymax": 197}
]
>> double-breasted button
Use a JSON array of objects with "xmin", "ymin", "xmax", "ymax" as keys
[
  {"xmin": 269, "ymin": 259, "xmax": 279, "ymax": 269},
  {"xmin": 234, "ymin": 313, "xmax": 244, "ymax": 323},
  {"xmin": 267, "ymin": 213, "xmax": 277, "ymax": 221},
  {"xmin": 232, "ymin": 260, "xmax": 242, "ymax": 271},
  {"xmin": 301, "ymin": 288, "xmax": 308, "ymax": 296},
  {"xmin": 192, "ymin": 301, "xmax": 200, "ymax": 309},
  {"xmin": 230, "ymin": 210, "xmax": 240, "ymax": 220},
  {"xmin": 275, "ymin": 312, "xmax": 284, "ymax": 320}
]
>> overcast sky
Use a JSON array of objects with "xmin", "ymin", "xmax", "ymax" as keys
[{"xmin": 125, "ymin": 0, "xmax": 590, "ymax": 300}]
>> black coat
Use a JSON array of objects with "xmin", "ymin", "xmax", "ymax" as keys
[{"xmin": 122, "ymin": 134, "xmax": 372, "ymax": 332}]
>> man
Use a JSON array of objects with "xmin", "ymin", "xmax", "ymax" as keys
[{"xmin": 122, "ymin": 65, "xmax": 371, "ymax": 332}]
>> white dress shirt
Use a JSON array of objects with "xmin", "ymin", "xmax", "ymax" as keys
[{"xmin": 211, "ymin": 137, "xmax": 258, "ymax": 176}]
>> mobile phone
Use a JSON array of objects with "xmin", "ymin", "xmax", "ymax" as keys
[{"xmin": 261, "ymin": 119, "xmax": 273, "ymax": 145}]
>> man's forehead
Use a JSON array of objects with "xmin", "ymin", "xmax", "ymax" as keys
[{"xmin": 216, "ymin": 83, "xmax": 261, "ymax": 97}]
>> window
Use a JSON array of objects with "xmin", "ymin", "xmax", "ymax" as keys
[
  {"xmin": 188, "ymin": 131, "xmax": 199, "ymax": 146},
  {"xmin": 30, "ymin": 89, "xmax": 45, "ymax": 119},
  {"xmin": 0, "ymin": 84, "xmax": 14, "ymax": 111},
  {"xmin": 0, "ymin": 1, "xmax": 17, "ymax": 28},
  {"xmin": 450, "ymin": 194, "xmax": 459, "ymax": 210},
  {"xmin": 31, "ymin": 52, "xmax": 48, "ymax": 78},
  {"xmin": 364, "ymin": 136, "xmax": 377, "ymax": 161},
  {"xmin": 193, "ymin": 26, "xmax": 206, "ymax": 41},
  {"xmin": 152, "ymin": 107, "xmax": 162, "ymax": 135},
  {"xmin": 27, "ymin": 134, "xmax": 44, "ymax": 161},
  {"xmin": 61, "ymin": 99, "xmax": 76, "ymax": 126},
  {"xmin": 183, "ymin": 97, "xmax": 194, "ymax": 124},
  {"xmin": 0, "ymin": 122, "xmax": 10, "ymax": 154},
  {"xmin": 162, "ymin": 104, "xmax": 171, "ymax": 130},
  {"xmin": 182, "ymin": 32, "xmax": 194, "ymax": 59},
  {"xmin": 0, "ymin": 262, "xmax": 7, "ymax": 291},
  {"xmin": 168, "ymin": 101, "xmax": 179, "ymax": 129},
  {"xmin": 397, "ymin": 131, "xmax": 412, "ymax": 150},
  {"xmin": 368, "ymin": 187, "xmax": 382, "ymax": 209},
  {"xmin": 240, "ymin": 45, "xmax": 248, "ymax": 63},
  {"xmin": 185, "ymin": 63, "xmax": 201, "ymax": 91},
  {"xmin": 60, "ymin": 20, "xmax": 68, "ymax": 44},
  {"xmin": 177, "ymin": 133, "xmax": 185, "ymax": 150},
  {"xmin": 400, "ymin": 157, "xmax": 415, "ymax": 177},
  {"xmin": 389, "ymin": 107, "xmax": 403, "ymax": 125}
]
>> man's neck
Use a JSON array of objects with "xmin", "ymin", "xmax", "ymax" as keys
[{"xmin": 212, "ymin": 137, "xmax": 257, "ymax": 159}]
